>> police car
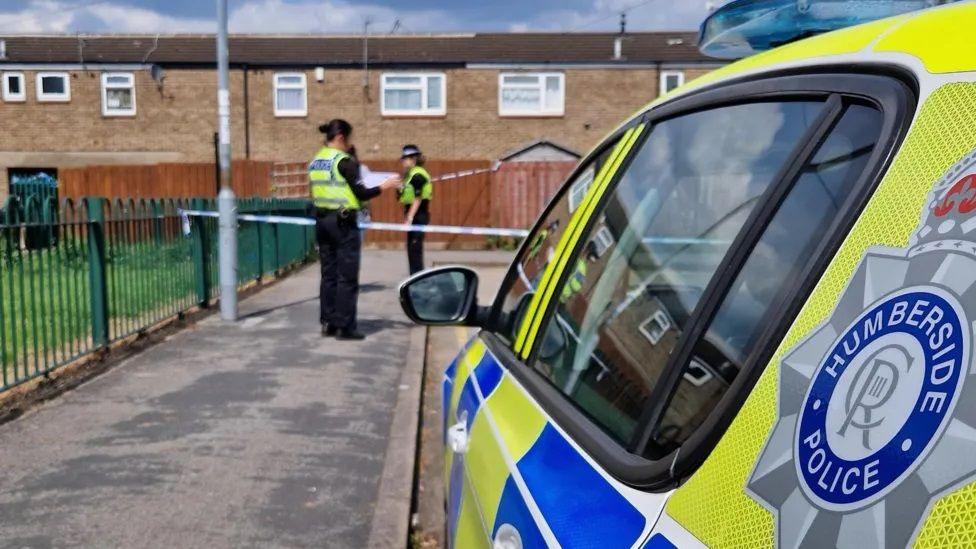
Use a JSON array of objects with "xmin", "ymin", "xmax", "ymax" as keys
[{"xmin": 399, "ymin": 1, "xmax": 976, "ymax": 546}]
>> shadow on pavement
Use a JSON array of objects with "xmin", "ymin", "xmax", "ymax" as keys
[
  {"xmin": 360, "ymin": 283, "xmax": 390, "ymax": 294},
  {"xmin": 358, "ymin": 317, "xmax": 415, "ymax": 335},
  {"xmin": 239, "ymin": 296, "xmax": 318, "ymax": 320}
]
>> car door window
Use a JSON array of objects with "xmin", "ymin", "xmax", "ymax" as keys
[
  {"xmin": 647, "ymin": 103, "xmax": 885, "ymax": 456},
  {"xmin": 494, "ymin": 137, "xmax": 624, "ymax": 346},
  {"xmin": 531, "ymin": 100, "xmax": 828, "ymax": 445}
]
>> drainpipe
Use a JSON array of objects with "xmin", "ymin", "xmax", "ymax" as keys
[{"xmin": 243, "ymin": 64, "xmax": 251, "ymax": 159}]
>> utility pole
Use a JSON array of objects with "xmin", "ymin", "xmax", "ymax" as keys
[{"xmin": 216, "ymin": 0, "xmax": 238, "ymax": 321}]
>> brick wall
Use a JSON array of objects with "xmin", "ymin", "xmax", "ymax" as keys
[
  {"xmin": 0, "ymin": 69, "xmax": 246, "ymax": 160},
  {"xmin": 0, "ymin": 64, "xmax": 717, "ymax": 199},
  {"xmin": 245, "ymin": 67, "xmax": 714, "ymax": 163}
]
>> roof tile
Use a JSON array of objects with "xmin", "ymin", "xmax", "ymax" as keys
[{"xmin": 0, "ymin": 32, "xmax": 710, "ymax": 65}]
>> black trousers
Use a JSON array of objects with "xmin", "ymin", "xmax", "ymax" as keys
[
  {"xmin": 407, "ymin": 210, "xmax": 429, "ymax": 275},
  {"xmin": 317, "ymin": 210, "xmax": 361, "ymax": 331}
]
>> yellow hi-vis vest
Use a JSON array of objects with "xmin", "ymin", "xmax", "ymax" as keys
[
  {"xmin": 560, "ymin": 259, "xmax": 588, "ymax": 302},
  {"xmin": 309, "ymin": 147, "xmax": 361, "ymax": 211},
  {"xmin": 399, "ymin": 166, "xmax": 433, "ymax": 205}
]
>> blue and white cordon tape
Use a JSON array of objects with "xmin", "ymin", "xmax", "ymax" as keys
[{"xmin": 178, "ymin": 209, "xmax": 529, "ymax": 238}]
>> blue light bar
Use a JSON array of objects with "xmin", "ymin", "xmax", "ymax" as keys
[{"xmin": 699, "ymin": 0, "xmax": 950, "ymax": 59}]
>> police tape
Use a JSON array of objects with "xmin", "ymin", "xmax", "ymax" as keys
[
  {"xmin": 177, "ymin": 209, "xmax": 529, "ymax": 238},
  {"xmin": 428, "ymin": 161, "xmax": 501, "ymax": 183}
]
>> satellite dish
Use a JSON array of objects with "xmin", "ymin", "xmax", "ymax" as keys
[{"xmin": 150, "ymin": 64, "xmax": 165, "ymax": 85}]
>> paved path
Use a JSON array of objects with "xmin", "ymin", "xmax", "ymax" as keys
[{"xmin": 0, "ymin": 251, "xmax": 428, "ymax": 549}]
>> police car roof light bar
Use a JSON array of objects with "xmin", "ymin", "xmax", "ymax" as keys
[{"xmin": 699, "ymin": 0, "xmax": 952, "ymax": 60}]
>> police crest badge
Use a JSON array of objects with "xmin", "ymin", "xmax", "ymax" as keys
[{"xmin": 747, "ymin": 148, "xmax": 976, "ymax": 547}]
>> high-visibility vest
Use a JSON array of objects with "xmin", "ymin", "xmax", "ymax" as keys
[
  {"xmin": 309, "ymin": 147, "xmax": 361, "ymax": 210},
  {"xmin": 399, "ymin": 166, "xmax": 433, "ymax": 205},
  {"xmin": 561, "ymin": 259, "xmax": 588, "ymax": 302},
  {"xmin": 526, "ymin": 229, "xmax": 549, "ymax": 260}
]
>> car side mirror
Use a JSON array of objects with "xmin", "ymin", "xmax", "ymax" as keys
[{"xmin": 399, "ymin": 266, "xmax": 486, "ymax": 327}]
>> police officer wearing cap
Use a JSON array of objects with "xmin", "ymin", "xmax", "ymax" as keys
[
  {"xmin": 311, "ymin": 119, "xmax": 400, "ymax": 340},
  {"xmin": 399, "ymin": 144, "xmax": 433, "ymax": 275}
]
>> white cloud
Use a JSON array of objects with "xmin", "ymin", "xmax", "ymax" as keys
[
  {"xmin": 0, "ymin": 0, "xmax": 210, "ymax": 33},
  {"xmin": 509, "ymin": 0, "xmax": 715, "ymax": 32},
  {"xmin": 86, "ymin": 4, "xmax": 212, "ymax": 33},
  {"xmin": 229, "ymin": 0, "xmax": 463, "ymax": 34},
  {"xmin": 0, "ymin": 0, "xmax": 464, "ymax": 34},
  {"xmin": 0, "ymin": 1, "xmax": 76, "ymax": 33}
]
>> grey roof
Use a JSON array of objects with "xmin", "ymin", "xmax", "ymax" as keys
[{"xmin": 0, "ymin": 32, "xmax": 709, "ymax": 66}]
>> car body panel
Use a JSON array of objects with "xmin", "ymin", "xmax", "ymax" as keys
[
  {"xmin": 643, "ymin": 2, "xmax": 975, "ymax": 118},
  {"xmin": 664, "ymin": 79, "xmax": 976, "ymax": 547},
  {"xmin": 445, "ymin": 339, "xmax": 669, "ymax": 547},
  {"xmin": 440, "ymin": 4, "xmax": 976, "ymax": 547}
]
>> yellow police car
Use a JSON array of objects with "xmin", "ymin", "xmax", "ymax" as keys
[{"xmin": 399, "ymin": 1, "xmax": 976, "ymax": 546}]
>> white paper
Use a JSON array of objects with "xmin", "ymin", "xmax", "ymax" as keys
[{"xmin": 360, "ymin": 165, "xmax": 397, "ymax": 189}]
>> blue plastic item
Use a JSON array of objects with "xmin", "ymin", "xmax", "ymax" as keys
[{"xmin": 699, "ymin": 0, "xmax": 952, "ymax": 59}]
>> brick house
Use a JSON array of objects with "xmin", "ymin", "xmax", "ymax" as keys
[{"xmin": 0, "ymin": 32, "xmax": 721, "ymax": 193}]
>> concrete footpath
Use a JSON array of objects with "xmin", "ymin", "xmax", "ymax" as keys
[{"xmin": 0, "ymin": 250, "xmax": 498, "ymax": 549}]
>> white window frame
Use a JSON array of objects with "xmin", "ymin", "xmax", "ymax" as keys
[
  {"xmin": 380, "ymin": 72, "xmax": 446, "ymax": 117},
  {"xmin": 683, "ymin": 358, "xmax": 715, "ymax": 387},
  {"xmin": 2, "ymin": 72, "xmax": 25, "ymax": 102},
  {"xmin": 639, "ymin": 309, "xmax": 673, "ymax": 347},
  {"xmin": 591, "ymin": 225, "xmax": 615, "ymax": 258},
  {"xmin": 36, "ymin": 72, "xmax": 70, "ymax": 102},
  {"xmin": 101, "ymin": 72, "xmax": 136, "ymax": 116},
  {"xmin": 273, "ymin": 72, "xmax": 308, "ymax": 117},
  {"xmin": 659, "ymin": 70, "xmax": 685, "ymax": 96},
  {"xmin": 568, "ymin": 167, "xmax": 595, "ymax": 213},
  {"xmin": 498, "ymin": 72, "xmax": 565, "ymax": 117}
]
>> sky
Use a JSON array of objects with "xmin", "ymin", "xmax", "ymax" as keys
[{"xmin": 0, "ymin": 0, "xmax": 720, "ymax": 34}]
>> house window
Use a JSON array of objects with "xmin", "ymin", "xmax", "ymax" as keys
[
  {"xmin": 36, "ymin": 72, "xmax": 70, "ymax": 102},
  {"xmin": 499, "ymin": 73, "xmax": 564, "ymax": 116},
  {"xmin": 2, "ymin": 72, "xmax": 25, "ymax": 102},
  {"xmin": 101, "ymin": 72, "xmax": 136, "ymax": 116},
  {"xmin": 591, "ymin": 225, "xmax": 615, "ymax": 258},
  {"xmin": 640, "ymin": 310, "xmax": 673, "ymax": 346},
  {"xmin": 659, "ymin": 70, "xmax": 684, "ymax": 95},
  {"xmin": 567, "ymin": 166, "xmax": 595, "ymax": 213},
  {"xmin": 273, "ymin": 72, "xmax": 308, "ymax": 117},
  {"xmin": 381, "ymin": 73, "xmax": 445, "ymax": 116}
]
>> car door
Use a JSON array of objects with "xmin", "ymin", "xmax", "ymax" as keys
[
  {"xmin": 442, "ymin": 129, "xmax": 641, "ymax": 548},
  {"xmin": 453, "ymin": 73, "xmax": 910, "ymax": 548}
]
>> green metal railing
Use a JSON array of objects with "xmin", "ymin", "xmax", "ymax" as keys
[{"xmin": 0, "ymin": 196, "xmax": 314, "ymax": 393}]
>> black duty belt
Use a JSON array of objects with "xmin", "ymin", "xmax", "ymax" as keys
[{"xmin": 315, "ymin": 208, "xmax": 357, "ymax": 219}]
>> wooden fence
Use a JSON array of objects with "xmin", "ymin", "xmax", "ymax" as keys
[
  {"xmin": 491, "ymin": 162, "xmax": 577, "ymax": 230},
  {"xmin": 59, "ymin": 160, "xmax": 274, "ymax": 200},
  {"xmin": 43, "ymin": 158, "xmax": 578, "ymax": 248},
  {"xmin": 273, "ymin": 159, "xmax": 577, "ymax": 248}
]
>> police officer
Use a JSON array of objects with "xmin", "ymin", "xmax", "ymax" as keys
[
  {"xmin": 311, "ymin": 119, "xmax": 400, "ymax": 340},
  {"xmin": 398, "ymin": 145, "xmax": 432, "ymax": 275}
]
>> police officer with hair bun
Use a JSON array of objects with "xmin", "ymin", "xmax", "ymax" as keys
[
  {"xmin": 310, "ymin": 119, "xmax": 400, "ymax": 340},
  {"xmin": 399, "ymin": 144, "xmax": 433, "ymax": 275}
]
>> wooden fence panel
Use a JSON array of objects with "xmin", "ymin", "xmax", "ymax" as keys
[
  {"xmin": 492, "ymin": 161, "xmax": 576, "ymax": 230},
  {"xmin": 271, "ymin": 158, "xmax": 575, "ymax": 248},
  {"xmin": 59, "ymin": 160, "xmax": 273, "ymax": 200},
  {"xmin": 357, "ymin": 159, "xmax": 492, "ymax": 247}
]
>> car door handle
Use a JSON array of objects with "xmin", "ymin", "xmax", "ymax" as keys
[{"xmin": 447, "ymin": 419, "xmax": 469, "ymax": 454}]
